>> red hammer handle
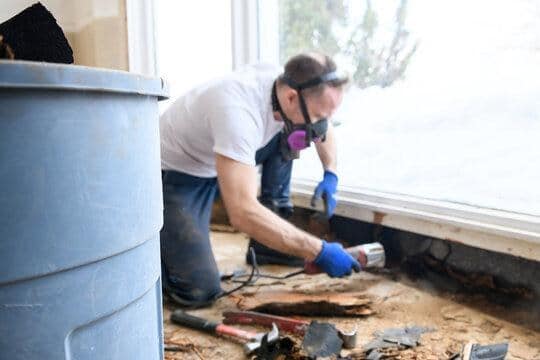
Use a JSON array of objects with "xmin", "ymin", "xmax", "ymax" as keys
[
  {"xmin": 215, "ymin": 324, "xmax": 259, "ymax": 341},
  {"xmin": 223, "ymin": 310, "xmax": 309, "ymax": 335}
]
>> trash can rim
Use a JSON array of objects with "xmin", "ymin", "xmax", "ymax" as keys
[{"xmin": 0, "ymin": 60, "xmax": 169, "ymax": 100}]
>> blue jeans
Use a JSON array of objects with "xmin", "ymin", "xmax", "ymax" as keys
[{"xmin": 160, "ymin": 133, "xmax": 293, "ymax": 304}]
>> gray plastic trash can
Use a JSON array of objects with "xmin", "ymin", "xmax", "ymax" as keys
[{"xmin": 0, "ymin": 61, "xmax": 168, "ymax": 360}]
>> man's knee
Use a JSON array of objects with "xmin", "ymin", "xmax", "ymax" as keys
[{"xmin": 163, "ymin": 265, "xmax": 222, "ymax": 305}]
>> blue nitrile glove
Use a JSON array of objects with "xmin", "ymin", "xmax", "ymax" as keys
[
  {"xmin": 311, "ymin": 170, "xmax": 338, "ymax": 218},
  {"xmin": 314, "ymin": 240, "xmax": 361, "ymax": 278}
]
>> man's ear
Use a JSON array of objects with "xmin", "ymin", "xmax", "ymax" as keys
[{"xmin": 284, "ymin": 88, "xmax": 298, "ymax": 106}]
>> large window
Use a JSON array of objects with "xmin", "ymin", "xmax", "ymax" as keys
[
  {"xmin": 261, "ymin": 0, "xmax": 540, "ymax": 217},
  {"xmin": 155, "ymin": 1, "xmax": 232, "ymax": 111}
]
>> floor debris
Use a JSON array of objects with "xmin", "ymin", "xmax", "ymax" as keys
[
  {"xmin": 163, "ymin": 230, "xmax": 540, "ymax": 360},
  {"xmin": 302, "ymin": 321, "xmax": 343, "ymax": 357},
  {"xmin": 361, "ymin": 326, "xmax": 435, "ymax": 359},
  {"xmin": 250, "ymin": 336, "xmax": 307, "ymax": 360},
  {"xmin": 462, "ymin": 341, "xmax": 508, "ymax": 360},
  {"xmin": 164, "ymin": 338, "xmax": 206, "ymax": 360},
  {"xmin": 233, "ymin": 290, "xmax": 374, "ymax": 317}
]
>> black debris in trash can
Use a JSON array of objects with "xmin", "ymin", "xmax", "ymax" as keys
[{"xmin": 0, "ymin": 2, "xmax": 73, "ymax": 63}]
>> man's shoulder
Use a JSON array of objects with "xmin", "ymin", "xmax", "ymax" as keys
[
  {"xmin": 162, "ymin": 63, "xmax": 279, "ymax": 122},
  {"xmin": 210, "ymin": 64, "xmax": 278, "ymax": 108}
]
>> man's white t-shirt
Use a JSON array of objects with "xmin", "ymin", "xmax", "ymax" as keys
[{"xmin": 160, "ymin": 64, "xmax": 284, "ymax": 178}]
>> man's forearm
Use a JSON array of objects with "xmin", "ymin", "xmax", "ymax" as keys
[
  {"xmin": 230, "ymin": 198, "xmax": 322, "ymax": 261},
  {"xmin": 216, "ymin": 154, "xmax": 323, "ymax": 261}
]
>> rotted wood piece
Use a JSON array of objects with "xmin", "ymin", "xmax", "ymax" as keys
[{"xmin": 233, "ymin": 290, "xmax": 374, "ymax": 317}]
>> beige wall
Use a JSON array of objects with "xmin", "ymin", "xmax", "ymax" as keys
[
  {"xmin": 67, "ymin": 0, "xmax": 128, "ymax": 71},
  {"xmin": 1, "ymin": 0, "xmax": 128, "ymax": 70}
]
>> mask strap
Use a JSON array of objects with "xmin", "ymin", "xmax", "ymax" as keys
[
  {"xmin": 271, "ymin": 81, "xmax": 294, "ymax": 132},
  {"xmin": 282, "ymin": 76, "xmax": 315, "ymax": 146},
  {"xmin": 287, "ymin": 71, "xmax": 341, "ymax": 90},
  {"xmin": 297, "ymin": 94, "xmax": 313, "ymax": 146}
]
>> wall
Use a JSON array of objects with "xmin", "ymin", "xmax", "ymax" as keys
[{"xmin": 0, "ymin": 0, "xmax": 128, "ymax": 70}]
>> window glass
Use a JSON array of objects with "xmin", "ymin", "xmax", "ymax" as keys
[
  {"xmin": 276, "ymin": 0, "xmax": 540, "ymax": 216},
  {"xmin": 155, "ymin": 1, "xmax": 232, "ymax": 112}
]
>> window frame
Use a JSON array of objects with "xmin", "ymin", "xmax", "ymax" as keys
[
  {"xmin": 293, "ymin": 180, "xmax": 540, "ymax": 261},
  {"xmin": 126, "ymin": 0, "xmax": 158, "ymax": 76}
]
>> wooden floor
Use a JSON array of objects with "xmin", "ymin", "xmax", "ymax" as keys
[{"xmin": 163, "ymin": 231, "xmax": 540, "ymax": 360}]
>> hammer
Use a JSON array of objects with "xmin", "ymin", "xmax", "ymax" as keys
[{"xmin": 171, "ymin": 310, "xmax": 279, "ymax": 355}]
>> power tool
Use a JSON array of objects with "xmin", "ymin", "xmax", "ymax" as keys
[{"xmin": 304, "ymin": 241, "xmax": 386, "ymax": 274}]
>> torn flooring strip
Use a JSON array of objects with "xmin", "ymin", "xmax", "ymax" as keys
[{"xmin": 233, "ymin": 290, "xmax": 374, "ymax": 317}]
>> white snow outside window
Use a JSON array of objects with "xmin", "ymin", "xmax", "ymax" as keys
[{"xmin": 261, "ymin": 0, "xmax": 540, "ymax": 218}]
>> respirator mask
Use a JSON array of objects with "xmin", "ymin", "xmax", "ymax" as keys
[{"xmin": 271, "ymin": 71, "xmax": 343, "ymax": 160}]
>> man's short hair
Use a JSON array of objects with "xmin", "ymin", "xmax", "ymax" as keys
[{"xmin": 282, "ymin": 53, "xmax": 349, "ymax": 97}]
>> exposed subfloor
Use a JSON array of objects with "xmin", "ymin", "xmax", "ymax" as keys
[{"xmin": 163, "ymin": 231, "xmax": 540, "ymax": 359}]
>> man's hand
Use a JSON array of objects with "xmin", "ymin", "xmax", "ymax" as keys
[
  {"xmin": 313, "ymin": 240, "xmax": 361, "ymax": 277},
  {"xmin": 311, "ymin": 170, "xmax": 338, "ymax": 218}
]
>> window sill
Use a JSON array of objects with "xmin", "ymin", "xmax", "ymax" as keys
[{"xmin": 291, "ymin": 179, "xmax": 540, "ymax": 262}]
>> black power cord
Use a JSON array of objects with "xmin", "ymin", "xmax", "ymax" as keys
[
  {"xmin": 216, "ymin": 247, "xmax": 305, "ymax": 299},
  {"xmin": 216, "ymin": 247, "xmax": 259, "ymax": 299}
]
